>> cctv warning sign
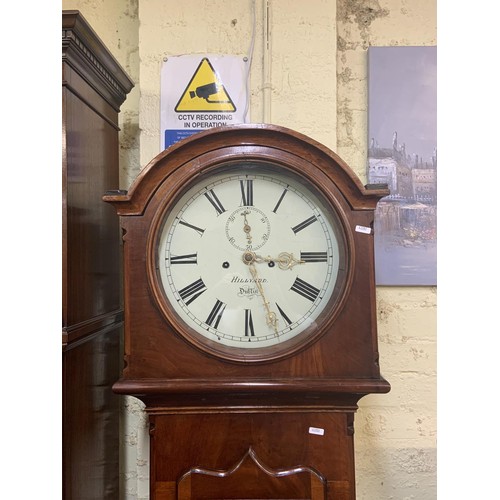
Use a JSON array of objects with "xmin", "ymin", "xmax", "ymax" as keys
[
  {"xmin": 175, "ymin": 58, "xmax": 236, "ymax": 112},
  {"xmin": 161, "ymin": 55, "xmax": 249, "ymax": 150}
]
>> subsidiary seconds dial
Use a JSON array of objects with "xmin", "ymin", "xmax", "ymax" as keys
[{"xmin": 155, "ymin": 163, "xmax": 347, "ymax": 354}]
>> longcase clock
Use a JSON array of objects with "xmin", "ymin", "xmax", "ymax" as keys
[{"xmin": 104, "ymin": 124, "xmax": 390, "ymax": 500}]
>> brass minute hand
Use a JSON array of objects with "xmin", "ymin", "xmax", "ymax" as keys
[
  {"xmin": 254, "ymin": 252, "xmax": 305, "ymax": 270},
  {"xmin": 242, "ymin": 251, "xmax": 279, "ymax": 334}
]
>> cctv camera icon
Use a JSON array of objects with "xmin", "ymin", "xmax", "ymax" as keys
[
  {"xmin": 190, "ymin": 82, "xmax": 218, "ymax": 100},
  {"xmin": 189, "ymin": 82, "xmax": 231, "ymax": 104}
]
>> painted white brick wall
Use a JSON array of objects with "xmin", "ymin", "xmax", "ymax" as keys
[{"xmin": 336, "ymin": 3, "xmax": 437, "ymax": 496}]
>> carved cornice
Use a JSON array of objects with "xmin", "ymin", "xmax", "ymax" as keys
[{"xmin": 62, "ymin": 10, "xmax": 134, "ymax": 110}]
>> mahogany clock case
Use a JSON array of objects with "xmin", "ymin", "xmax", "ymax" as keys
[{"xmin": 104, "ymin": 124, "xmax": 390, "ymax": 406}]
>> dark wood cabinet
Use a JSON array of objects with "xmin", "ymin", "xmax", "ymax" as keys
[{"xmin": 62, "ymin": 10, "xmax": 134, "ymax": 499}]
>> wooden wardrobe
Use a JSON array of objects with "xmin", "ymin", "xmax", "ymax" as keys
[{"xmin": 62, "ymin": 10, "xmax": 133, "ymax": 499}]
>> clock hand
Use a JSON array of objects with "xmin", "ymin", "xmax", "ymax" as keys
[
  {"xmin": 241, "ymin": 209, "xmax": 252, "ymax": 245},
  {"xmin": 254, "ymin": 252, "xmax": 305, "ymax": 270},
  {"xmin": 242, "ymin": 251, "xmax": 279, "ymax": 335}
]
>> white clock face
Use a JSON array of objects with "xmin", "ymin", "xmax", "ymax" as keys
[{"xmin": 156, "ymin": 163, "xmax": 346, "ymax": 351}]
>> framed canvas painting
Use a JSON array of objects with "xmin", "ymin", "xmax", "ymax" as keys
[{"xmin": 368, "ymin": 46, "xmax": 437, "ymax": 286}]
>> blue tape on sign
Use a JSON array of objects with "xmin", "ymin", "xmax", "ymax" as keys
[{"xmin": 164, "ymin": 129, "xmax": 199, "ymax": 149}]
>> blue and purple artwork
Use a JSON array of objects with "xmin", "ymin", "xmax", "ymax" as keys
[{"xmin": 368, "ymin": 46, "xmax": 437, "ymax": 286}]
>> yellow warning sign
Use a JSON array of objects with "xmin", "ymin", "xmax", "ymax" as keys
[{"xmin": 175, "ymin": 58, "xmax": 236, "ymax": 113}]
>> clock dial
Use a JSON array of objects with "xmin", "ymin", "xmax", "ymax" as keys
[{"xmin": 155, "ymin": 163, "xmax": 347, "ymax": 353}]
